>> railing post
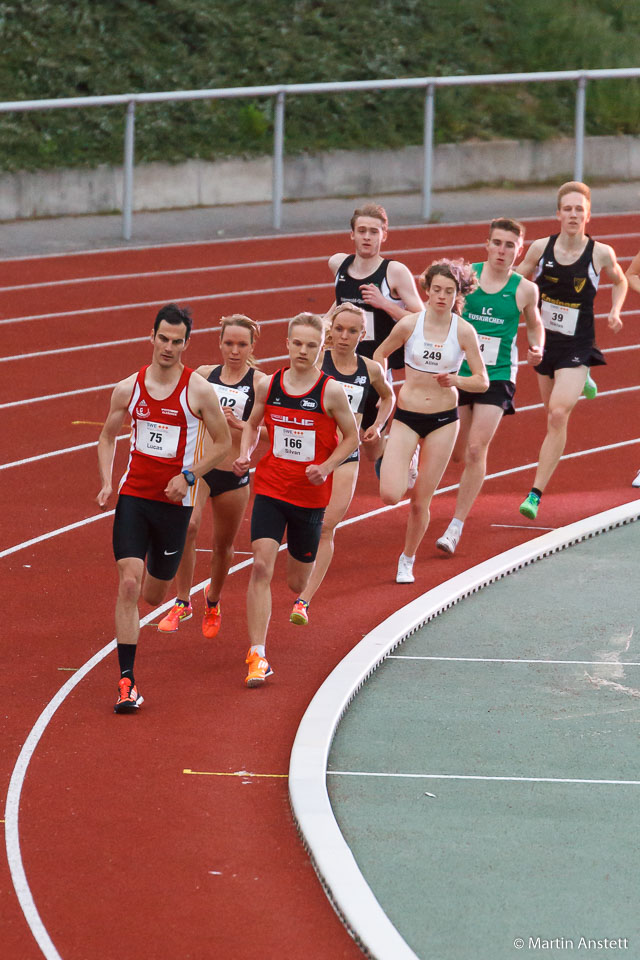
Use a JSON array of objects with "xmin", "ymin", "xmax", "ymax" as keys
[
  {"xmin": 122, "ymin": 100, "xmax": 135, "ymax": 241},
  {"xmin": 272, "ymin": 91, "xmax": 285, "ymax": 230},
  {"xmin": 574, "ymin": 75, "xmax": 587, "ymax": 183},
  {"xmin": 422, "ymin": 84, "xmax": 435, "ymax": 220}
]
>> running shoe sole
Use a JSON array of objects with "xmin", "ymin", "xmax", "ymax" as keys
[
  {"xmin": 157, "ymin": 610, "xmax": 192, "ymax": 633},
  {"xmin": 114, "ymin": 695, "xmax": 144, "ymax": 714},
  {"xmin": 519, "ymin": 500, "xmax": 539, "ymax": 520},
  {"xmin": 290, "ymin": 611, "xmax": 308, "ymax": 625}
]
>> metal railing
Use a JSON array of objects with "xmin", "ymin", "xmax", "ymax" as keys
[{"xmin": 1, "ymin": 67, "xmax": 639, "ymax": 239}]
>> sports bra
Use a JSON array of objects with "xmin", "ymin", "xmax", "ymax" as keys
[{"xmin": 404, "ymin": 311, "xmax": 464, "ymax": 374}]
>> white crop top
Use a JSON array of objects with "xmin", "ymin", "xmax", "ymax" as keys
[{"xmin": 404, "ymin": 310, "xmax": 464, "ymax": 374}]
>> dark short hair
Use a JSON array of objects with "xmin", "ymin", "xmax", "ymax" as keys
[
  {"xmin": 153, "ymin": 303, "xmax": 193, "ymax": 340},
  {"xmin": 489, "ymin": 217, "xmax": 525, "ymax": 240}
]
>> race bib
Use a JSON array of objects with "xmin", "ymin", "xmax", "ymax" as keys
[
  {"xmin": 273, "ymin": 426, "xmax": 316, "ymax": 462},
  {"xmin": 136, "ymin": 419, "xmax": 180, "ymax": 459},
  {"xmin": 418, "ymin": 340, "xmax": 444, "ymax": 373},
  {"xmin": 541, "ymin": 299, "xmax": 579, "ymax": 337},
  {"xmin": 477, "ymin": 334, "xmax": 500, "ymax": 366},
  {"xmin": 340, "ymin": 381, "xmax": 365, "ymax": 411},
  {"xmin": 363, "ymin": 310, "xmax": 375, "ymax": 341},
  {"xmin": 213, "ymin": 383, "xmax": 249, "ymax": 420}
]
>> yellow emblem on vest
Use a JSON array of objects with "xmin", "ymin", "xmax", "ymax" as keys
[{"xmin": 574, "ymin": 277, "xmax": 586, "ymax": 293}]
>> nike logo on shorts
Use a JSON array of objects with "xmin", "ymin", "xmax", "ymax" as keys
[{"xmin": 164, "ymin": 549, "xmax": 179, "ymax": 556}]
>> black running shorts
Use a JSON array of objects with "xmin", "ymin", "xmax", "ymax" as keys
[
  {"xmin": 113, "ymin": 493, "xmax": 193, "ymax": 581},
  {"xmin": 250, "ymin": 494, "xmax": 325, "ymax": 563},
  {"xmin": 458, "ymin": 379, "xmax": 516, "ymax": 415}
]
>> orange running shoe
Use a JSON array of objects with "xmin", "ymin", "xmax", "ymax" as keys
[
  {"xmin": 158, "ymin": 601, "xmax": 192, "ymax": 633},
  {"xmin": 245, "ymin": 649, "xmax": 274, "ymax": 687},
  {"xmin": 202, "ymin": 586, "xmax": 221, "ymax": 639},
  {"xmin": 290, "ymin": 598, "xmax": 309, "ymax": 625},
  {"xmin": 114, "ymin": 677, "xmax": 144, "ymax": 713}
]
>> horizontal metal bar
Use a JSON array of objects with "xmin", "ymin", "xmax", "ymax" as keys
[{"xmin": 1, "ymin": 67, "xmax": 639, "ymax": 114}]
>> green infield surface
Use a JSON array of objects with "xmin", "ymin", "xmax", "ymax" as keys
[{"xmin": 325, "ymin": 516, "xmax": 640, "ymax": 959}]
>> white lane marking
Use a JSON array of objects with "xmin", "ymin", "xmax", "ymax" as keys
[
  {"xmin": 386, "ymin": 655, "xmax": 640, "ymax": 665},
  {"xmin": 3, "ymin": 435, "xmax": 640, "ymax": 556},
  {"xmin": 327, "ymin": 770, "xmax": 640, "ymax": 786},
  {"xmin": 0, "ymin": 281, "xmax": 333, "ymax": 325},
  {"xmin": 492, "ymin": 523, "xmax": 555, "ymax": 530}
]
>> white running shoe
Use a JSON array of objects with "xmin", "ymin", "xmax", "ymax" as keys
[
  {"xmin": 407, "ymin": 446, "xmax": 420, "ymax": 490},
  {"xmin": 396, "ymin": 553, "xmax": 415, "ymax": 583},
  {"xmin": 632, "ymin": 469, "xmax": 640, "ymax": 488},
  {"xmin": 436, "ymin": 522, "xmax": 461, "ymax": 555}
]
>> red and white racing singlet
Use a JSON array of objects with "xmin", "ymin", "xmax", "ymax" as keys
[{"xmin": 118, "ymin": 365, "xmax": 205, "ymax": 506}]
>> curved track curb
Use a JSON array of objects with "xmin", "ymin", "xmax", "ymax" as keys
[{"xmin": 289, "ymin": 498, "xmax": 640, "ymax": 960}]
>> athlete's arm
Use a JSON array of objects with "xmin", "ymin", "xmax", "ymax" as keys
[
  {"xmin": 165, "ymin": 377, "xmax": 232, "ymax": 503},
  {"xmin": 626, "ymin": 249, "xmax": 640, "ymax": 295},
  {"xmin": 516, "ymin": 237, "xmax": 547, "ymax": 279},
  {"xmin": 372, "ymin": 314, "xmax": 415, "ymax": 369},
  {"xmin": 305, "ymin": 381, "xmax": 359, "ymax": 486},
  {"xmin": 595, "ymin": 242, "xmax": 627, "ymax": 333},
  {"xmin": 360, "ymin": 261, "xmax": 424, "ymax": 321},
  {"xmin": 360, "ymin": 357, "xmax": 395, "ymax": 443},
  {"xmin": 517, "ymin": 276, "xmax": 545, "ymax": 365},
  {"xmin": 96, "ymin": 376, "xmax": 136, "ymax": 508},
  {"xmin": 328, "ymin": 253, "xmax": 348, "ymax": 274},
  {"xmin": 437, "ymin": 320, "xmax": 489, "ymax": 393},
  {"xmin": 232, "ymin": 376, "xmax": 269, "ymax": 475}
]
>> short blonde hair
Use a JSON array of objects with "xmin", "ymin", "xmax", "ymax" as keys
[
  {"xmin": 557, "ymin": 181, "xmax": 591, "ymax": 209},
  {"xmin": 287, "ymin": 312, "xmax": 325, "ymax": 339},
  {"xmin": 350, "ymin": 203, "xmax": 388, "ymax": 232},
  {"xmin": 219, "ymin": 313, "xmax": 260, "ymax": 366}
]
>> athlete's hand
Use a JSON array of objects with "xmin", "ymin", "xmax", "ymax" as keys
[
  {"xmin": 96, "ymin": 484, "xmax": 112, "ymax": 509},
  {"xmin": 232, "ymin": 455, "xmax": 251, "ymax": 476},
  {"xmin": 305, "ymin": 464, "xmax": 327, "ymax": 486},
  {"xmin": 435, "ymin": 372, "xmax": 454, "ymax": 388},
  {"xmin": 359, "ymin": 283, "xmax": 385, "ymax": 309},
  {"xmin": 608, "ymin": 311, "xmax": 623, "ymax": 334},
  {"xmin": 165, "ymin": 474, "xmax": 187, "ymax": 502},
  {"xmin": 361, "ymin": 424, "xmax": 382, "ymax": 443},
  {"xmin": 223, "ymin": 407, "xmax": 245, "ymax": 431},
  {"xmin": 527, "ymin": 345, "xmax": 543, "ymax": 365}
]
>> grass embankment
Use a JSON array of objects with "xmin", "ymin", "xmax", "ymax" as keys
[{"xmin": 0, "ymin": 0, "xmax": 639, "ymax": 172}]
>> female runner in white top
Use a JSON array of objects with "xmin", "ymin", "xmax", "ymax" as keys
[{"xmin": 373, "ymin": 259, "xmax": 488, "ymax": 583}]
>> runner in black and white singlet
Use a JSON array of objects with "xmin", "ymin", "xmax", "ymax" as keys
[
  {"xmin": 328, "ymin": 203, "xmax": 423, "ymax": 431},
  {"xmin": 516, "ymin": 182, "xmax": 627, "ymax": 520},
  {"xmin": 435, "ymin": 218, "xmax": 544, "ymax": 556},
  {"xmin": 158, "ymin": 315, "xmax": 268, "ymax": 641},
  {"xmin": 290, "ymin": 304, "xmax": 394, "ymax": 625},
  {"xmin": 374, "ymin": 260, "xmax": 488, "ymax": 584}
]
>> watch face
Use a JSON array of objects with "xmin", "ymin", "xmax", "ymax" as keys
[{"xmin": 183, "ymin": 470, "xmax": 195, "ymax": 485}]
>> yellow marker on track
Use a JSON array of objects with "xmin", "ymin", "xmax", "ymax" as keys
[{"xmin": 183, "ymin": 768, "xmax": 288, "ymax": 779}]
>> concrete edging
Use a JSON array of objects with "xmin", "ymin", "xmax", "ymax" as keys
[{"xmin": 288, "ymin": 499, "xmax": 640, "ymax": 960}]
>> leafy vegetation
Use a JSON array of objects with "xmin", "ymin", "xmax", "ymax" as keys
[{"xmin": 0, "ymin": 0, "xmax": 638, "ymax": 172}]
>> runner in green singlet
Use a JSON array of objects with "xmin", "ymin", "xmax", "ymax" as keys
[{"xmin": 436, "ymin": 218, "xmax": 544, "ymax": 554}]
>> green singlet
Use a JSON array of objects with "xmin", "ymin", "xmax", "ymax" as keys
[{"xmin": 458, "ymin": 263, "xmax": 522, "ymax": 382}]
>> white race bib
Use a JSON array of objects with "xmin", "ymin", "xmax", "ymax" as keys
[
  {"xmin": 541, "ymin": 299, "xmax": 579, "ymax": 337},
  {"xmin": 213, "ymin": 383, "xmax": 249, "ymax": 420},
  {"xmin": 363, "ymin": 310, "xmax": 375, "ymax": 341},
  {"xmin": 417, "ymin": 340, "xmax": 445, "ymax": 373},
  {"xmin": 273, "ymin": 426, "xmax": 316, "ymax": 462},
  {"xmin": 477, "ymin": 334, "xmax": 500, "ymax": 366},
  {"xmin": 136, "ymin": 419, "xmax": 180, "ymax": 459},
  {"xmin": 340, "ymin": 381, "xmax": 365, "ymax": 412}
]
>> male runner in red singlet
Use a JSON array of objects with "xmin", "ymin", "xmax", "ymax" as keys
[
  {"xmin": 516, "ymin": 182, "xmax": 627, "ymax": 519},
  {"xmin": 97, "ymin": 304, "xmax": 231, "ymax": 713},
  {"xmin": 233, "ymin": 313, "xmax": 358, "ymax": 687}
]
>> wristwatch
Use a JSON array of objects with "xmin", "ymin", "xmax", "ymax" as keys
[{"xmin": 182, "ymin": 469, "xmax": 196, "ymax": 486}]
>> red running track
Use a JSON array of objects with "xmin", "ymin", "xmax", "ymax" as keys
[{"xmin": 2, "ymin": 212, "xmax": 639, "ymax": 960}]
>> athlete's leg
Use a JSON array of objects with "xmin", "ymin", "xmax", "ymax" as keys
[
  {"xmin": 452, "ymin": 404, "xmax": 503, "ymax": 521},
  {"xmin": 450, "ymin": 404, "xmax": 472, "ymax": 465},
  {"xmin": 299, "ymin": 461, "xmax": 359, "ymax": 604},
  {"xmin": 115, "ymin": 557, "xmax": 145, "ymax": 646},
  {"xmin": 532, "ymin": 366, "xmax": 587, "ymax": 492},
  {"xmin": 206, "ymin": 484, "xmax": 251, "ymax": 603},
  {"xmin": 379, "ymin": 419, "xmax": 421, "ymax": 504},
  {"xmin": 172, "ymin": 480, "xmax": 209, "ymax": 603},
  {"xmin": 246, "ymin": 537, "xmax": 281, "ymax": 648},
  {"xmin": 403, "ymin": 420, "xmax": 458, "ymax": 558}
]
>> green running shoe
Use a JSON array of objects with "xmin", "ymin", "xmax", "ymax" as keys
[
  {"xmin": 582, "ymin": 371, "xmax": 597, "ymax": 399},
  {"xmin": 519, "ymin": 492, "xmax": 540, "ymax": 520}
]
